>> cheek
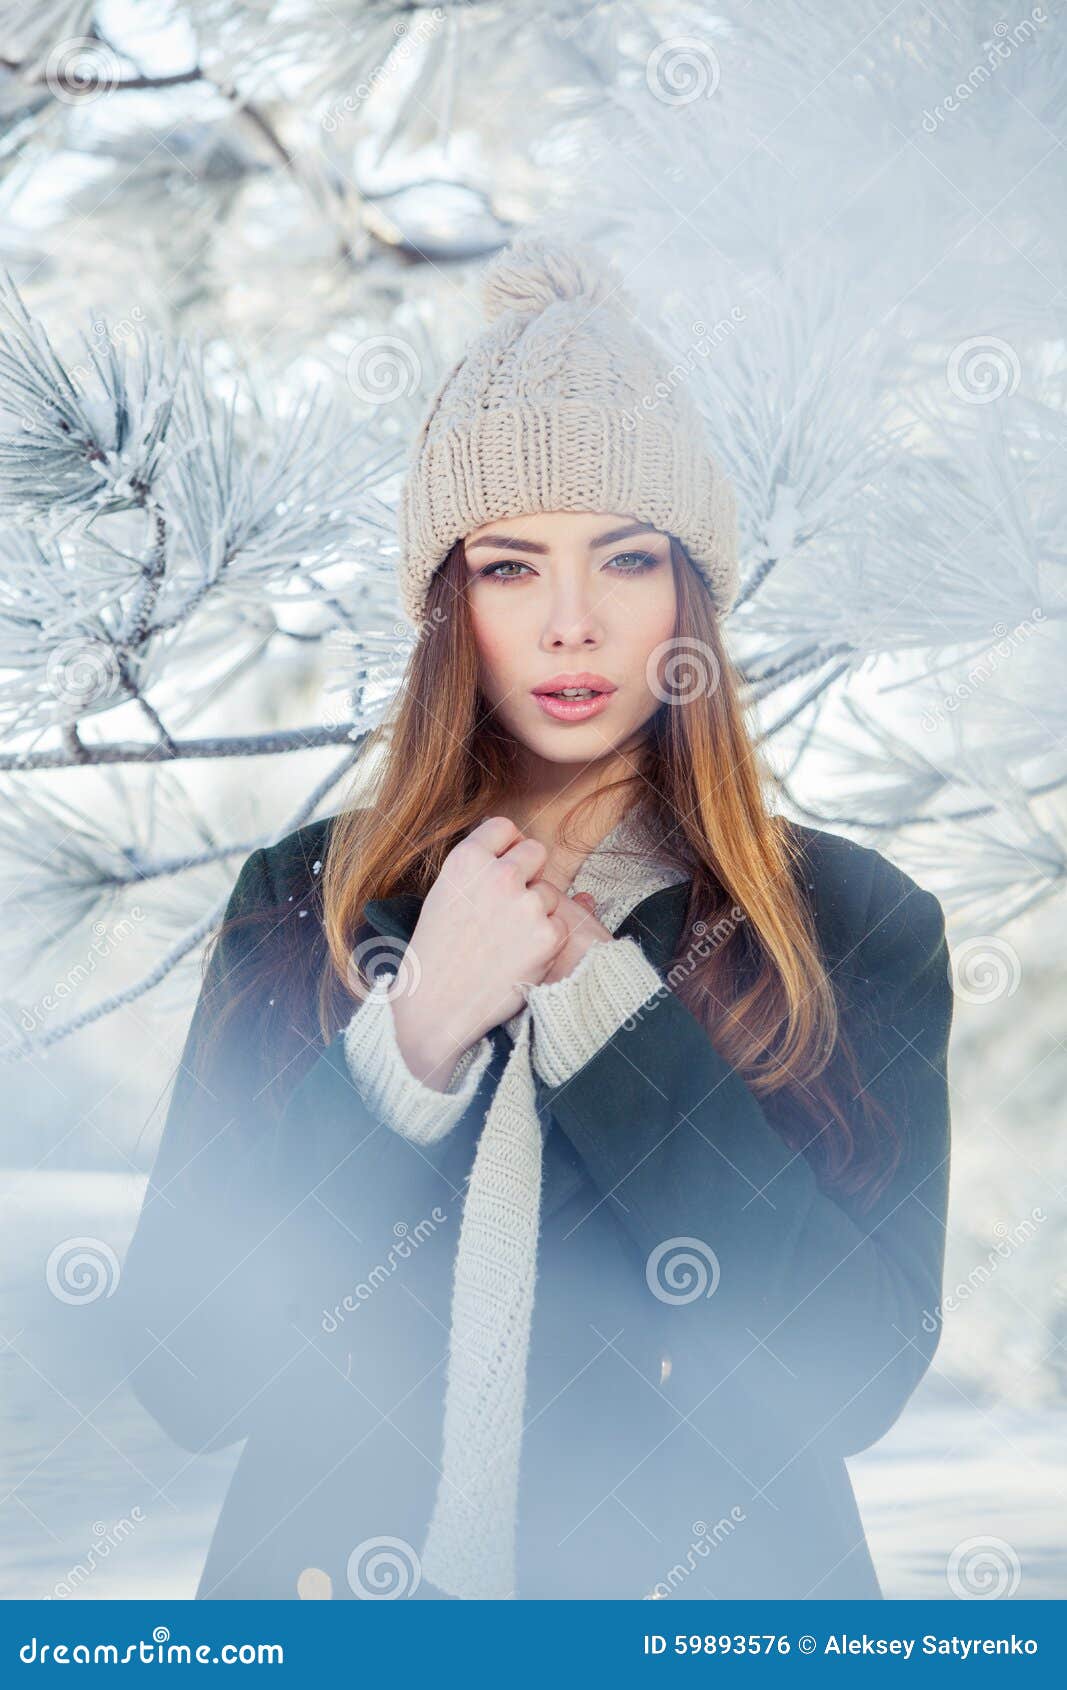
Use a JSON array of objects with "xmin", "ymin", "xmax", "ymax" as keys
[
  {"xmin": 468, "ymin": 597, "xmax": 520, "ymax": 698},
  {"xmin": 628, "ymin": 576, "xmax": 678, "ymax": 689}
]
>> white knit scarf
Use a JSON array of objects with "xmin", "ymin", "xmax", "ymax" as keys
[{"xmin": 348, "ymin": 803, "xmax": 689, "ymax": 1598}]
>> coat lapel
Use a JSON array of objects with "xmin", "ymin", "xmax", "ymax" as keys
[
  {"xmin": 361, "ymin": 893, "xmax": 424, "ymax": 945},
  {"xmin": 277, "ymin": 881, "xmax": 693, "ymax": 1170}
]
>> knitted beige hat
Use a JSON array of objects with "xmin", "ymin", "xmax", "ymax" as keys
[{"xmin": 394, "ymin": 234, "xmax": 739, "ymax": 627}]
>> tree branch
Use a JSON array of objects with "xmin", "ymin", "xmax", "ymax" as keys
[
  {"xmin": 0, "ymin": 748, "xmax": 363, "ymax": 1064},
  {"xmin": 779, "ymin": 771, "xmax": 1067, "ymax": 831},
  {"xmin": 0, "ymin": 723, "xmax": 369, "ymax": 770},
  {"xmin": 0, "ymin": 59, "xmax": 204, "ymax": 93}
]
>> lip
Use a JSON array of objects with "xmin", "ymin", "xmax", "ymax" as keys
[
  {"xmin": 533, "ymin": 691, "xmax": 615, "ymax": 722},
  {"xmin": 530, "ymin": 673, "xmax": 617, "ymax": 724},
  {"xmin": 531, "ymin": 673, "xmax": 617, "ymax": 695}
]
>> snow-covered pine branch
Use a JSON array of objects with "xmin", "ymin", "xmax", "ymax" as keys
[
  {"xmin": 0, "ymin": 274, "xmax": 405, "ymax": 755},
  {"xmin": 0, "ymin": 275, "xmax": 407, "ymax": 1053}
]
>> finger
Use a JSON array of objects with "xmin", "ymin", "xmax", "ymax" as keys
[
  {"xmin": 543, "ymin": 909, "xmax": 571, "ymax": 963},
  {"xmin": 529, "ymin": 879, "xmax": 562, "ymax": 919},
  {"xmin": 498, "ymin": 835, "xmax": 550, "ymax": 884},
  {"xmin": 465, "ymin": 815, "xmax": 525, "ymax": 855},
  {"xmin": 561, "ymin": 891, "xmax": 598, "ymax": 928}
]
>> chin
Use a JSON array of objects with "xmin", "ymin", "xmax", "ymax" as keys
[{"xmin": 523, "ymin": 724, "xmax": 631, "ymax": 763}]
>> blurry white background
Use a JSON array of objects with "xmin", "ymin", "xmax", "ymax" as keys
[{"xmin": 0, "ymin": 0, "xmax": 1064, "ymax": 1601}]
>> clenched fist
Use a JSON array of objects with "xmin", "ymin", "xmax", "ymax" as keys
[{"xmin": 386, "ymin": 816, "xmax": 608, "ymax": 1089}]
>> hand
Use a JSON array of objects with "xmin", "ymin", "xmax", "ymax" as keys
[
  {"xmin": 534, "ymin": 888, "xmax": 614, "ymax": 986},
  {"xmin": 386, "ymin": 816, "xmax": 570, "ymax": 1087}
]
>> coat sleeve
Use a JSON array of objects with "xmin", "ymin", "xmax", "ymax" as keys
[
  {"xmin": 114, "ymin": 847, "xmax": 322, "ymax": 1455},
  {"xmin": 538, "ymin": 853, "xmax": 954, "ymax": 1459}
]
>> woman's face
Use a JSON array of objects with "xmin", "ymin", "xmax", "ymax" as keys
[{"xmin": 463, "ymin": 508, "xmax": 678, "ymax": 769}]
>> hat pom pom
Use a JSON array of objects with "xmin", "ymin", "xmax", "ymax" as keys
[{"xmin": 482, "ymin": 234, "xmax": 628, "ymax": 323}]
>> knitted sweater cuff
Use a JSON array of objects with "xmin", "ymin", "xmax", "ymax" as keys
[
  {"xmin": 343, "ymin": 972, "xmax": 494, "ymax": 1144},
  {"xmin": 527, "ymin": 935, "xmax": 667, "ymax": 1088}
]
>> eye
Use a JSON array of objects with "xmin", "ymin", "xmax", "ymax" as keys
[
  {"xmin": 476, "ymin": 560, "xmax": 532, "ymax": 584},
  {"xmin": 474, "ymin": 550, "xmax": 661, "ymax": 585}
]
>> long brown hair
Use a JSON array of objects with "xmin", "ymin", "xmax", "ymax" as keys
[{"xmin": 192, "ymin": 534, "xmax": 899, "ymax": 1209}]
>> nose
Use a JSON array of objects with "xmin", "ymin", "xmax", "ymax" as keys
[{"xmin": 540, "ymin": 574, "xmax": 604, "ymax": 651}]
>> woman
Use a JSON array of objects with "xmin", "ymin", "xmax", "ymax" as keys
[{"xmin": 117, "ymin": 236, "xmax": 953, "ymax": 1603}]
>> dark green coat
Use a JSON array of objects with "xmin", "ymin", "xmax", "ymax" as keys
[{"xmin": 115, "ymin": 814, "xmax": 953, "ymax": 1601}]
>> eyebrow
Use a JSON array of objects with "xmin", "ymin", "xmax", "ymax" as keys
[{"xmin": 465, "ymin": 521, "xmax": 663, "ymax": 555}]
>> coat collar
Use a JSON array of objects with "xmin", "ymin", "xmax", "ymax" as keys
[{"xmin": 274, "ymin": 879, "xmax": 694, "ymax": 1152}]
